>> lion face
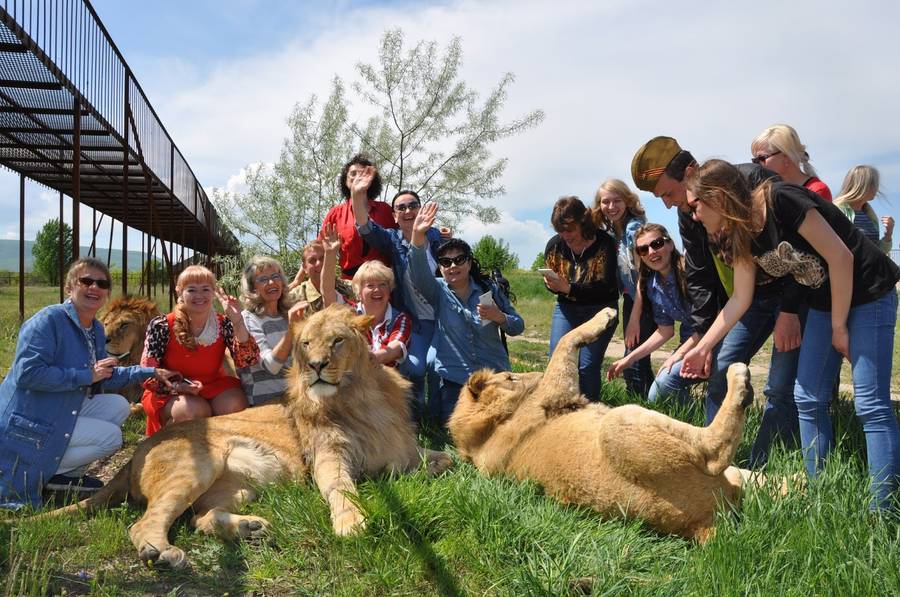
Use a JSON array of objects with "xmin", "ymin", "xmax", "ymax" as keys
[
  {"xmin": 448, "ymin": 369, "xmax": 542, "ymax": 458},
  {"xmin": 291, "ymin": 304, "xmax": 374, "ymax": 400},
  {"xmin": 101, "ymin": 295, "xmax": 160, "ymax": 366}
]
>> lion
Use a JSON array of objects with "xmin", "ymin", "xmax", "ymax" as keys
[
  {"xmin": 449, "ymin": 307, "xmax": 764, "ymax": 543},
  {"xmin": 101, "ymin": 295, "xmax": 161, "ymax": 404},
  {"xmin": 39, "ymin": 304, "xmax": 453, "ymax": 569}
]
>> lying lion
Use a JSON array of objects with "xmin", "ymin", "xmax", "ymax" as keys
[
  {"xmin": 40, "ymin": 305, "xmax": 452, "ymax": 568},
  {"xmin": 449, "ymin": 307, "xmax": 762, "ymax": 543}
]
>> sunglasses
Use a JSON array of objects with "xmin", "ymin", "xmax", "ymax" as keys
[
  {"xmin": 77, "ymin": 276, "xmax": 111, "ymax": 290},
  {"xmin": 437, "ymin": 254, "xmax": 470, "ymax": 268},
  {"xmin": 394, "ymin": 201, "xmax": 421, "ymax": 213},
  {"xmin": 635, "ymin": 237, "xmax": 670, "ymax": 256},
  {"xmin": 751, "ymin": 150, "xmax": 781, "ymax": 165},
  {"xmin": 254, "ymin": 273, "xmax": 283, "ymax": 285}
]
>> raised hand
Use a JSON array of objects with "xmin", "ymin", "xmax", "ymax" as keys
[
  {"xmin": 411, "ymin": 201, "xmax": 438, "ymax": 247},
  {"xmin": 215, "ymin": 287, "xmax": 242, "ymax": 323},
  {"xmin": 350, "ymin": 165, "xmax": 376, "ymax": 197},
  {"xmin": 323, "ymin": 222, "xmax": 341, "ymax": 254}
]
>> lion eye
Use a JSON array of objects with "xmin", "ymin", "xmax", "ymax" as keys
[
  {"xmin": 300, "ymin": 340, "xmax": 310, "ymax": 349},
  {"xmin": 333, "ymin": 337, "xmax": 344, "ymax": 347}
]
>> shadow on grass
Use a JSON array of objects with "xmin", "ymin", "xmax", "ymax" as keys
[{"xmin": 373, "ymin": 482, "xmax": 462, "ymax": 597}]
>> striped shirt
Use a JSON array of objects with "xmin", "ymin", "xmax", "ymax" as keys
[
  {"xmin": 239, "ymin": 310, "xmax": 290, "ymax": 405},
  {"xmin": 853, "ymin": 209, "xmax": 880, "ymax": 244}
]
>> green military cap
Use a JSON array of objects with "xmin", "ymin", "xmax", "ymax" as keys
[{"xmin": 631, "ymin": 136, "xmax": 683, "ymax": 192}]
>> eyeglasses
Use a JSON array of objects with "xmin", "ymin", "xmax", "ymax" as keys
[
  {"xmin": 751, "ymin": 150, "xmax": 781, "ymax": 165},
  {"xmin": 635, "ymin": 237, "xmax": 670, "ymax": 256},
  {"xmin": 437, "ymin": 254, "xmax": 470, "ymax": 268},
  {"xmin": 77, "ymin": 276, "xmax": 111, "ymax": 290},
  {"xmin": 254, "ymin": 273, "xmax": 283, "ymax": 285},
  {"xmin": 394, "ymin": 201, "xmax": 421, "ymax": 213}
]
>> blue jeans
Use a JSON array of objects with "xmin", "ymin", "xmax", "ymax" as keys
[
  {"xmin": 434, "ymin": 378, "xmax": 463, "ymax": 428},
  {"xmin": 648, "ymin": 358, "xmax": 707, "ymax": 406},
  {"xmin": 795, "ymin": 290, "xmax": 899, "ymax": 510},
  {"xmin": 621, "ymin": 294, "xmax": 655, "ymax": 399},
  {"xmin": 399, "ymin": 319, "xmax": 436, "ymax": 408},
  {"xmin": 549, "ymin": 302, "xmax": 618, "ymax": 402}
]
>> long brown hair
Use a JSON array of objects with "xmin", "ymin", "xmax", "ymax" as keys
[
  {"xmin": 634, "ymin": 223, "xmax": 687, "ymax": 304},
  {"xmin": 685, "ymin": 159, "xmax": 758, "ymax": 265},
  {"xmin": 174, "ymin": 265, "xmax": 217, "ymax": 351}
]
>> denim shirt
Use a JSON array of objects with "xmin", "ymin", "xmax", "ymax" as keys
[
  {"xmin": 408, "ymin": 244, "xmax": 524, "ymax": 384},
  {"xmin": 616, "ymin": 217, "xmax": 644, "ymax": 298},
  {"xmin": 357, "ymin": 219, "xmax": 442, "ymax": 319},
  {"xmin": 647, "ymin": 271, "xmax": 695, "ymax": 342},
  {"xmin": 0, "ymin": 300, "xmax": 155, "ymax": 507}
]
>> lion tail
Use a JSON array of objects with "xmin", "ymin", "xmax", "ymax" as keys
[{"xmin": 31, "ymin": 459, "xmax": 132, "ymax": 520}]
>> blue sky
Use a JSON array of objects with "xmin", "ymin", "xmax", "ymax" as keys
[{"xmin": 2, "ymin": 0, "xmax": 899, "ymax": 267}]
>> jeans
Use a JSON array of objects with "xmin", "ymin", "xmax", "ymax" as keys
[
  {"xmin": 57, "ymin": 393, "xmax": 130, "ymax": 475},
  {"xmin": 795, "ymin": 290, "xmax": 899, "ymax": 509},
  {"xmin": 648, "ymin": 358, "xmax": 707, "ymax": 406},
  {"xmin": 549, "ymin": 302, "xmax": 618, "ymax": 402},
  {"xmin": 399, "ymin": 319, "xmax": 436, "ymax": 408},
  {"xmin": 434, "ymin": 378, "xmax": 463, "ymax": 428},
  {"xmin": 621, "ymin": 294, "xmax": 655, "ymax": 399}
]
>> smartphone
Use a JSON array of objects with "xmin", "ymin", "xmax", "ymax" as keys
[
  {"xmin": 537, "ymin": 268, "xmax": 560, "ymax": 281},
  {"xmin": 478, "ymin": 290, "xmax": 494, "ymax": 306}
]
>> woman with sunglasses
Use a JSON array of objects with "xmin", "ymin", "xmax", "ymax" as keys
[
  {"xmin": 408, "ymin": 202, "xmax": 524, "ymax": 426},
  {"xmin": 606, "ymin": 224, "xmax": 702, "ymax": 405},
  {"xmin": 593, "ymin": 179, "xmax": 654, "ymax": 398},
  {"xmin": 751, "ymin": 124, "xmax": 832, "ymax": 201},
  {"xmin": 682, "ymin": 159, "xmax": 900, "ymax": 510},
  {"xmin": 238, "ymin": 255, "xmax": 306, "ymax": 406},
  {"xmin": 543, "ymin": 196, "xmax": 618, "ymax": 401},
  {"xmin": 0, "ymin": 258, "xmax": 180, "ymax": 508},
  {"xmin": 140, "ymin": 265, "xmax": 260, "ymax": 436}
]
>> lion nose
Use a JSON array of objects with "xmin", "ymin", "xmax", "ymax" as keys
[{"xmin": 308, "ymin": 359, "xmax": 329, "ymax": 374}]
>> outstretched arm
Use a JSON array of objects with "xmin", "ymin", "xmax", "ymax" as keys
[{"xmin": 321, "ymin": 222, "xmax": 340, "ymax": 307}]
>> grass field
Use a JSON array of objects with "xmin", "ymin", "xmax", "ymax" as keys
[{"xmin": 1, "ymin": 276, "xmax": 900, "ymax": 595}]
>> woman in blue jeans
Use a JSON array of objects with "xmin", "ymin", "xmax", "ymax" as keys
[
  {"xmin": 543, "ymin": 196, "xmax": 618, "ymax": 401},
  {"xmin": 682, "ymin": 159, "xmax": 900, "ymax": 510}
]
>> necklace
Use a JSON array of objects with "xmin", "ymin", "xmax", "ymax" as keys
[{"xmin": 568, "ymin": 238, "xmax": 592, "ymax": 261}]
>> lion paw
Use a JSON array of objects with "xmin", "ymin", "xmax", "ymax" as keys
[
  {"xmin": 139, "ymin": 543, "xmax": 186, "ymax": 569},
  {"xmin": 570, "ymin": 307, "xmax": 617, "ymax": 347},
  {"xmin": 332, "ymin": 507, "xmax": 366, "ymax": 537},
  {"xmin": 426, "ymin": 450, "xmax": 453, "ymax": 476},
  {"xmin": 236, "ymin": 515, "xmax": 269, "ymax": 541},
  {"xmin": 725, "ymin": 363, "xmax": 753, "ymax": 409}
]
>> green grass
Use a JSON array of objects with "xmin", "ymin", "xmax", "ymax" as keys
[{"xmin": 1, "ymin": 278, "xmax": 900, "ymax": 595}]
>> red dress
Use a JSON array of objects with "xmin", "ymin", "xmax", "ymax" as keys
[{"xmin": 140, "ymin": 313, "xmax": 259, "ymax": 436}]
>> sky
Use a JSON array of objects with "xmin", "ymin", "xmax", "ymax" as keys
[{"xmin": 2, "ymin": 0, "xmax": 899, "ymax": 268}]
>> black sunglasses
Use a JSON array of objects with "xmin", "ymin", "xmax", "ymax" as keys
[
  {"xmin": 635, "ymin": 237, "xmax": 670, "ymax": 256},
  {"xmin": 394, "ymin": 201, "xmax": 421, "ymax": 213},
  {"xmin": 78, "ymin": 276, "xmax": 111, "ymax": 290},
  {"xmin": 751, "ymin": 150, "xmax": 781, "ymax": 165},
  {"xmin": 437, "ymin": 254, "xmax": 470, "ymax": 268}
]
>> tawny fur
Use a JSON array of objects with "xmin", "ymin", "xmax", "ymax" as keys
[
  {"xmin": 100, "ymin": 295, "xmax": 161, "ymax": 405},
  {"xmin": 449, "ymin": 307, "xmax": 762, "ymax": 543},
  {"xmin": 38, "ymin": 304, "xmax": 452, "ymax": 569}
]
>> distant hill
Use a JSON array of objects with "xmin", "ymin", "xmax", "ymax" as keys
[{"xmin": 0, "ymin": 239, "xmax": 145, "ymax": 272}]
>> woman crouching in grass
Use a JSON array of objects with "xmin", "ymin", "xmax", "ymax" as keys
[{"xmin": 606, "ymin": 224, "xmax": 701, "ymax": 406}]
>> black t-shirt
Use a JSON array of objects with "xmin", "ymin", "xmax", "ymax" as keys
[
  {"xmin": 544, "ymin": 232, "xmax": 619, "ymax": 308},
  {"xmin": 751, "ymin": 182, "xmax": 900, "ymax": 310}
]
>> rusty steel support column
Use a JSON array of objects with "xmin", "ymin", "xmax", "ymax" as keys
[
  {"xmin": 58, "ymin": 190, "xmax": 63, "ymax": 302},
  {"xmin": 18, "ymin": 173, "xmax": 25, "ymax": 322},
  {"xmin": 72, "ymin": 97, "xmax": 80, "ymax": 261},
  {"xmin": 122, "ymin": 71, "xmax": 130, "ymax": 295}
]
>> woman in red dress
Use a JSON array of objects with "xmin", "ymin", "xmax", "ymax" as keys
[{"xmin": 140, "ymin": 265, "xmax": 260, "ymax": 435}]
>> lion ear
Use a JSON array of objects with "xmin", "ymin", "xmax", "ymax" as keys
[
  {"xmin": 351, "ymin": 313, "xmax": 375, "ymax": 334},
  {"xmin": 465, "ymin": 369, "xmax": 493, "ymax": 401}
]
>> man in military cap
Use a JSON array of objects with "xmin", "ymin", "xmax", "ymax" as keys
[{"xmin": 631, "ymin": 136, "xmax": 803, "ymax": 467}]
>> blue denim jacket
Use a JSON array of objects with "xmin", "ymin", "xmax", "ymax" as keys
[
  {"xmin": 0, "ymin": 300, "xmax": 155, "ymax": 507},
  {"xmin": 357, "ymin": 219, "xmax": 442, "ymax": 319},
  {"xmin": 408, "ymin": 244, "xmax": 524, "ymax": 384}
]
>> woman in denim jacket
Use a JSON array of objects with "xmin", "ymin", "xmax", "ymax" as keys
[{"xmin": 0, "ymin": 258, "xmax": 178, "ymax": 508}]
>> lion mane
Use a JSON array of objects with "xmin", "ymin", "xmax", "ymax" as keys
[
  {"xmin": 449, "ymin": 308, "xmax": 764, "ymax": 543},
  {"xmin": 100, "ymin": 295, "xmax": 160, "ymax": 403},
  {"xmin": 40, "ymin": 304, "xmax": 452, "ymax": 569}
]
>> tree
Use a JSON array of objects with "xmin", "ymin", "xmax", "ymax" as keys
[
  {"xmin": 32, "ymin": 218, "xmax": 73, "ymax": 285},
  {"xmin": 354, "ymin": 30, "xmax": 544, "ymax": 226},
  {"xmin": 530, "ymin": 252, "xmax": 545, "ymax": 271},
  {"xmin": 213, "ymin": 78, "xmax": 353, "ymax": 261},
  {"xmin": 472, "ymin": 235, "xmax": 518, "ymax": 272}
]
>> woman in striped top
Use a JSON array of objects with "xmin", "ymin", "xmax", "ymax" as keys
[{"xmin": 834, "ymin": 165, "xmax": 894, "ymax": 254}]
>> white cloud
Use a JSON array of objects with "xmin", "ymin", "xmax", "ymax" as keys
[{"xmin": 455, "ymin": 211, "xmax": 552, "ymax": 270}]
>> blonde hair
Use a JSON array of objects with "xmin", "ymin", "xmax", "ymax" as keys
[
  {"xmin": 174, "ymin": 265, "xmax": 217, "ymax": 350},
  {"xmin": 351, "ymin": 260, "xmax": 395, "ymax": 298},
  {"xmin": 685, "ymin": 159, "xmax": 758, "ymax": 265},
  {"xmin": 593, "ymin": 178, "xmax": 646, "ymax": 236},
  {"xmin": 834, "ymin": 165, "xmax": 883, "ymax": 207},
  {"xmin": 240, "ymin": 255, "xmax": 294, "ymax": 316},
  {"xmin": 751, "ymin": 124, "xmax": 817, "ymax": 177}
]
